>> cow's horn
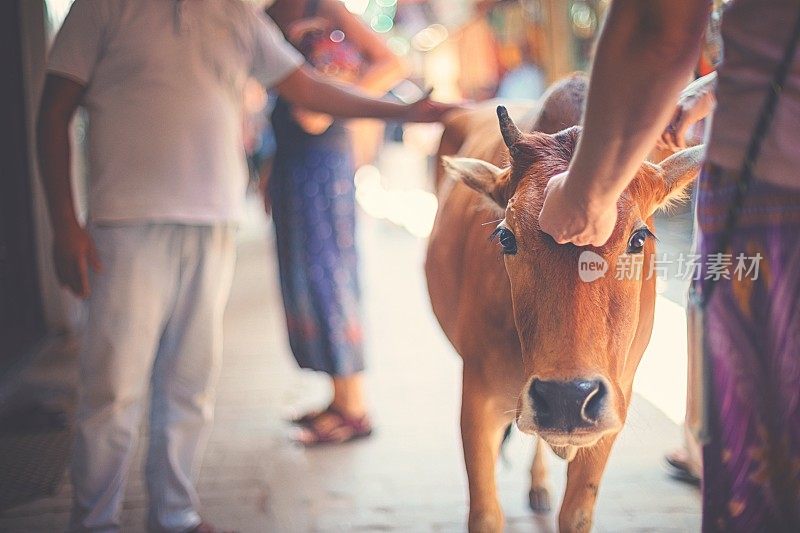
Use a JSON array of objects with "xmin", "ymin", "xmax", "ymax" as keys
[{"xmin": 496, "ymin": 105, "xmax": 522, "ymax": 148}]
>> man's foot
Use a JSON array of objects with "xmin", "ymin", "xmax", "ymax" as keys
[{"xmin": 293, "ymin": 406, "xmax": 373, "ymax": 446}]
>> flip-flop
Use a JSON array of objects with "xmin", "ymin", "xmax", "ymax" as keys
[
  {"xmin": 664, "ymin": 453, "xmax": 701, "ymax": 486},
  {"xmin": 294, "ymin": 407, "xmax": 373, "ymax": 447}
]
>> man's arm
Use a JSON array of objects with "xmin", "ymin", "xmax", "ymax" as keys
[
  {"xmin": 539, "ymin": 0, "xmax": 709, "ymax": 246},
  {"xmin": 275, "ymin": 65, "xmax": 452, "ymax": 123},
  {"xmin": 37, "ymin": 73, "xmax": 101, "ymax": 298}
]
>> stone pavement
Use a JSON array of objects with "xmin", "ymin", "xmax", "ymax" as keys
[{"xmin": 0, "ymin": 202, "xmax": 700, "ymax": 532}]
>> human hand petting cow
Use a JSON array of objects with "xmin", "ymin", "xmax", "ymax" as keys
[
  {"xmin": 538, "ymin": 0, "xmax": 709, "ymax": 249},
  {"xmin": 538, "ymin": 170, "xmax": 620, "ymax": 248}
]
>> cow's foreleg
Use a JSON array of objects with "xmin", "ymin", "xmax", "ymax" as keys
[
  {"xmin": 558, "ymin": 436, "xmax": 616, "ymax": 533},
  {"xmin": 461, "ymin": 370, "xmax": 510, "ymax": 533},
  {"xmin": 529, "ymin": 437, "xmax": 552, "ymax": 513}
]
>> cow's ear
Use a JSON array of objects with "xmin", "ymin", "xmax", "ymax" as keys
[
  {"xmin": 442, "ymin": 156, "xmax": 514, "ymax": 208},
  {"xmin": 552, "ymin": 125, "xmax": 581, "ymax": 151},
  {"xmin": 653, "ymin": 145, "xmax": 704, "ymax": 212}
]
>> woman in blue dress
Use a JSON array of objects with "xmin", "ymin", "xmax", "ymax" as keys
[{"xmin": 266, "ymin": 0, "xmax": 408, "ymax": 445}]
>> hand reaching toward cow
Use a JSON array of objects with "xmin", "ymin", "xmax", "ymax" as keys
[
  {"xmin": 538, "ymin": 171, "xmax": 619, "ymax": 247},
  {"xmin": 277, "ymin": 67, "xmax": 463, "ymax": 124},
  {"xmin": 401, "ymin": 89, "xmax": 463, "ymax": 123}
]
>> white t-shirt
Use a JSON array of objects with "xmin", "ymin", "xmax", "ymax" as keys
[{"xmin": 47, "ymin": 0, "xmax": 303, "ymax": 223}]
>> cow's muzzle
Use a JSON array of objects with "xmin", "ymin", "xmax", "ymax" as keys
[
  {"xmin": 529, "ymin": 378, "xmax": 604, "ymax": 430},
  {"xmin": 517, "ymin": 377, "xmax": 620, "ymax": 444}
]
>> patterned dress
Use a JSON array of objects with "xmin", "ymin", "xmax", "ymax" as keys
[
  {"xmin": 268, "ymin": 7, "xmax": 365, "ymax": 377},
  {"xmin": 696, "ymin": 165, "xmax": 800, "ymax": 532}
]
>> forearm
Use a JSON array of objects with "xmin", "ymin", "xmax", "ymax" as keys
[
  {"xmin": 277, "ymin": 66, "xmax": 407, "ymax": 119},
  {"xmin": 37, "ymin": 113, "xmax": 80, "ymax": 232},
  {"xmin": 567, "ymin": 0, "xmax": 709, "ymax": 205},
  {"xmin": 354, "ymin": 56, "xmax": 409, "ymax": 96}
]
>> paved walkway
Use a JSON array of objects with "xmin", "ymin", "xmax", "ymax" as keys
[{"xmin": 0, "ymin": 202, "xmax": 700, "ymax": 532}]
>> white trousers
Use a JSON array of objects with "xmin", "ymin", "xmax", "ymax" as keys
[{"xmin": 68, "ymin": 224, "xmax": 236, "ymax": 533}]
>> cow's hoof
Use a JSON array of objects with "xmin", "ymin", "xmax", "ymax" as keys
[
  {"xmin": 528, "ymin": 486, "xmax": 552, "ymax": 513},
  {"xmin": 468, "ymin": 511, "xmax": 504, "ymax": 533}
]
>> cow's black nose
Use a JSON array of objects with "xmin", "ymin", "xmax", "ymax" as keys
[{"xmin": 528, "ymin": 379, "xmax": 606, "ymax": 431}]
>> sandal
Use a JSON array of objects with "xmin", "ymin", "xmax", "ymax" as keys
[
  {"xmin": 664, "ymin": 451, "xmax": 701, "ymax": 486},
  {"xmin": 288, "ymin": 407, "xmax": 331, "ymax": 427},
  {"xmin": 293, "ymin": 406, "xmax": 373, "ymax": 446}
]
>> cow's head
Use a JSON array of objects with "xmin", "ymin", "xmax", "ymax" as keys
[{"xmin": 443, "ymin": 107, "xmax": 702, "ymax": 455}]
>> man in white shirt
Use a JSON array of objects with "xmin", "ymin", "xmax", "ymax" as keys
[{"xmin": 37, "ymin": 1, "xmax": 452, "ymax": 531}]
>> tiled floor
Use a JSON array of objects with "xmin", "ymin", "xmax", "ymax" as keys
[{"xmin": 0, "ymin": 202, "xmax": 700, "ymax": 532}]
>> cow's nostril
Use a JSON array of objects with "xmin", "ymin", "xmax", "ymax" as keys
[
  {"xmin": 529, "ymin": 379, "xmax": 552, "ymax": 417},
  {"xmin": 581, "ymin": 380, "xmax": 605, "ymax": 423}
]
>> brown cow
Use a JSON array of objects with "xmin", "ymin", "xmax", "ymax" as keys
[{"xmin": 426, "ymin": 76, "xmax": 702, "ymax": 533}]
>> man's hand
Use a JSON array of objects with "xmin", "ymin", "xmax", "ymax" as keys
[
  {"xmin": 657, "ymin": 72, "xmax": 717, "ymax": 152},
  {"xmin": 538, "ymin": 171, "xmax": 618, "ymax": 247},
  {"xmin": 38, "ymin": 74, "xmax": 97, "ymax": 297},
  {"xmin": 657, "ymin": 87, "xmax": 715, "ymax": 151},
  {"xmin": 402, "ymin": 91, "xmax": 460, "ymax": 123},
  {"xmin": 53, "ymin": 224, "xmax": 101, "ymax": 299}
]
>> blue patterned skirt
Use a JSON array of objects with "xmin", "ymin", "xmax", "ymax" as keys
[{"xmin": 269, "ymin": 99, "xmax": 364, "ymax": 376}]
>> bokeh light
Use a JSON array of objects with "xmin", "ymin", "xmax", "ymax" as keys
[{"xmin": 370, "ymin": 13, "xmax": 394, "ymax": 34}]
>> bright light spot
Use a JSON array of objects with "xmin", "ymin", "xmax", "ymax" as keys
[
  {"xmin": 354, "ymin": 165, "xmax": 439, "ymax": 238},
  {"xmin": 330, "ymin": 30, "xmax": 345, "ymax": 43},
  {"xmin": 370, "ymin": 14, "xmax": 394, "ymax": 33},
  {"xmin": 387, "ymin": 36, "xmax": 410, "ymax": 56},
  {"xmin": 634, "ymin": 296, "xmax": 689, "ymax": 425},
  {"xmin": 390, "ymin": 79, "xmax": 424, "ymax": 104},
  {"xmin": 411, "ymin": 24, "xmax": 449, "ymax": 52},
  {"xmin": 570, "ymin": 2, "xmax": 597, "ymax": 39},
  {"xmin": 45, "ymin": 0, "xmax": 75, "ymax": 33},
  {"xmin": 354, "ymin": 164, "xmax": 381, "ymax": 189},
  {"xmin": 375, "ymin": 0, "xmax": 397, "ymax": 6},
  {"xmin": 421, "ymin": 46, "xmax": 461, "ymax": 102},
  {"xmin": 342, "ymin": 0, "xmax": 369, "ymax": 15}
]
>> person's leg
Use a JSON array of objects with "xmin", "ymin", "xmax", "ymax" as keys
[
  {"xmin": 330, "ymin": 373, "xmax": 366, "ymax": 418},
  {"xmin": 70, "ymin": 225, "xmax": 178, "ymax": 532},
  {"xmin": 273, "ymin": 138, "xmax": 369, "ymax": 442},
  {"xmin": 698, "ymin": 169, "xmax": 800, "ymax": 531},
  {"xmin": 665, "ymin": 367, "xmax": 702, "ymax": 484},
  {"xmin": 295, "ymin": 374, "xmax": 373, "ymax": 445},
  {"xmin": 272, "ymin": 140, "xmax": 368, "ymax": 432},
  {"xmin": 145, "ymin": 225, "xmax": 236, "ymax": 532},
  {"xmin": 667, "ymin": 169, "xmax": 703, "ymax": 485}
]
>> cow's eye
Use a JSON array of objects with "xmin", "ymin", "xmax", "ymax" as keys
[
  {"xmin": 626, "ymin": 227, "xmax": 654, "ymax": 254},
  {"xmin": 490, "ymin": 226, "xmax": 517, "ymax": 255}
]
